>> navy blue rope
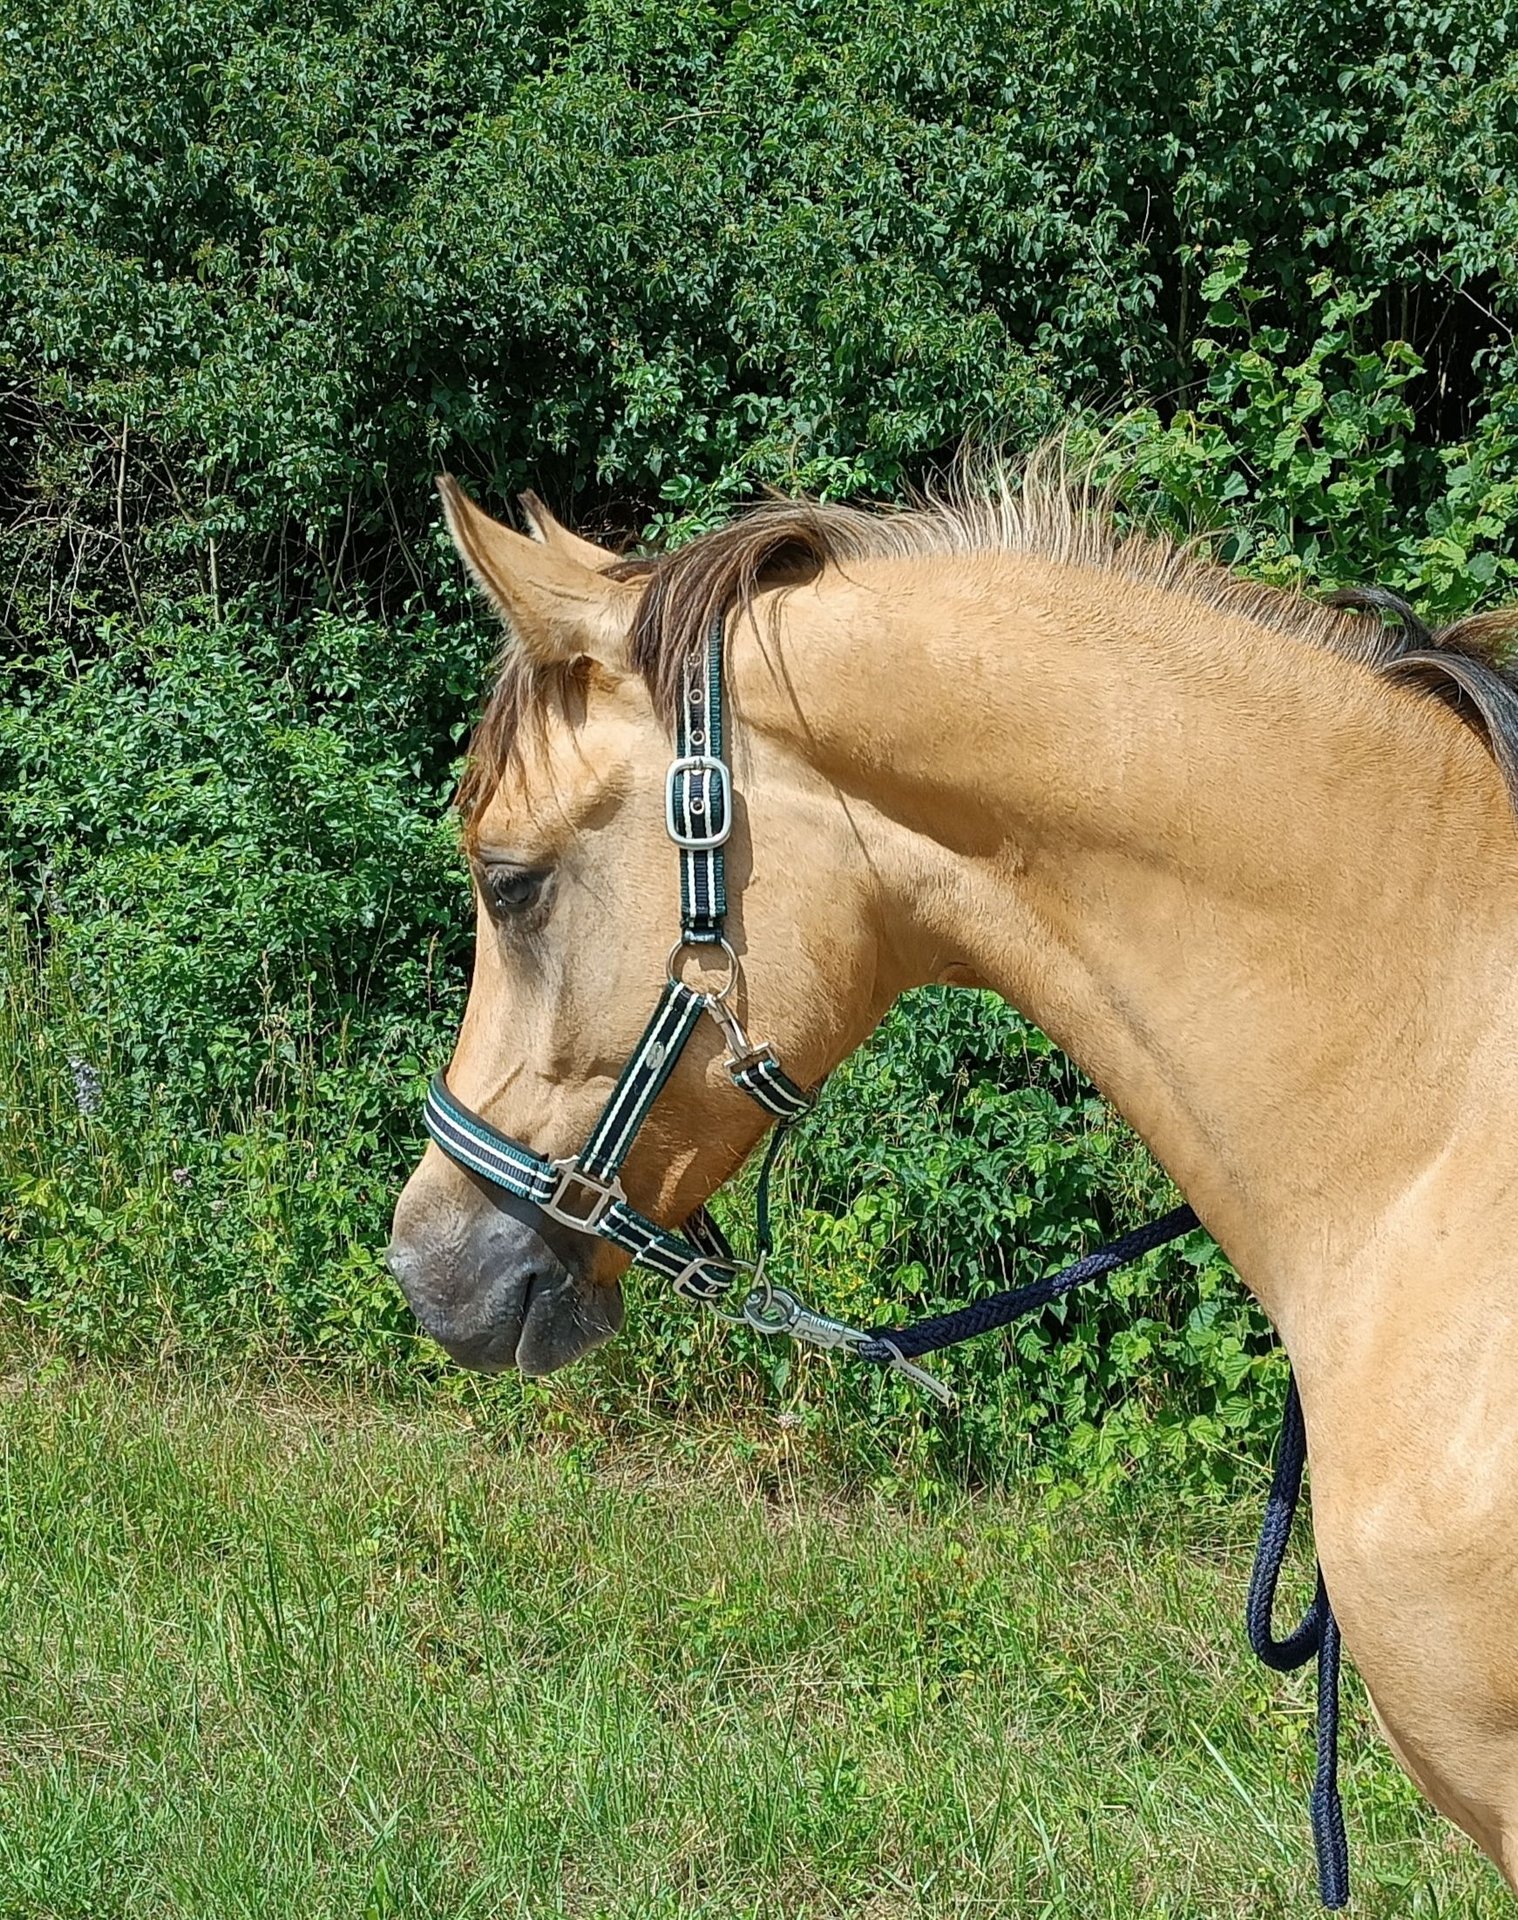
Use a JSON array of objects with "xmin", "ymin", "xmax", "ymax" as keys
[
  {"xmin": 1247, "ymin": 1372, "xmax": 1349, "ymax": 1909},
  {"xmin": 852, "ymin": 1202, "xmax": 1347, "ymax": 1910},
  {"xmin": 854, "ymin": 1203, "xmax": 1199, "ymax": 1363}
]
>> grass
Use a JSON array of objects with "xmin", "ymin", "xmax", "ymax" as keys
[{"xmin": 0, "ymin": 1356, "xmax": 1504, "ymax": 1918}]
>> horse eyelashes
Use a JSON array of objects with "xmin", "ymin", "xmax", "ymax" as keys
[{"xmin": 480, "ymin": 866, "xmax": 549, "ymax": 919}]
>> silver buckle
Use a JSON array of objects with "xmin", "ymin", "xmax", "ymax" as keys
[
  {"xmin": 543, "ymin": 1158, "xmax": 625, "ymax": 1233},
  {"xmin": 669, "ymin": 1253, "xmax": 735, "ymax": 1303},
  {"xmin": 665, "ymin": 755, "xmax": 732, "ymax": 851},
  {"xmin": 726, "ymin": 1039, "xmax": 779, "ymax": 1079}
]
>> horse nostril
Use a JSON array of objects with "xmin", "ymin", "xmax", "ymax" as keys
[
  {"xmin": 385, "ymin": 1235, "xmax": 479, "ymax": 1347},
  {"xmin": 385, "ymin": 1238, "xmax": 433, "ymax": 1313},
  {"xmin": 384, "ymin": 1224, "xmax": 537, "ymax": 1368}
]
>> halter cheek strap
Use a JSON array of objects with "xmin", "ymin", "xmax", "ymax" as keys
[
  {"xmin": 424, "ymin": 620, "xmax": 813, "ymax": 1308},
  {"xmin": 669, "ymin": 627, "xmax": 729, "ymax": 942}
]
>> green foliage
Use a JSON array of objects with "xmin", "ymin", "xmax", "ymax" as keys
[
  {"xmin": 767, "ymin": 993, "xmax": 1278, "ymax": 1497},
  {"xmin": 3, "ymin": 609, "xmax": 470, "ymax": 1092},
  {"xmin": 0, "ymin": 892, "xmax": 427, "ymax": 1364},
  {"xmin": 1104, "ymin": 247, "xmax": 1518, "ymax": 616},
  {"xmin": 5, "ymin": 0, "xmax": 1517, "ymax": 576},
  {"xmin": 5, "ymin": 0, "xmax": 1518, "ymax": 1493}
]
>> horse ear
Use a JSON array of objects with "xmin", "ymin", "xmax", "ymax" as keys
[
  {"xmin": 518, "ymin": 490, "xmax": 619, "ymax": 572},
  {"xmin": 437, "ymin": 475, "xmax": 637, "ymax": 669}
]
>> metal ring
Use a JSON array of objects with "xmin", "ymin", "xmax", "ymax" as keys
[
  {"xmin": 741, "ymin": 1283, "xmax": 796, "ymax": 1336},
  {"xmin": 666, "ymin": 935, "xmax": 740, "ymax": 1003},
  {"xmin": 686, "ymin": 1253, "xmax": 764, "ymax": 1325}
]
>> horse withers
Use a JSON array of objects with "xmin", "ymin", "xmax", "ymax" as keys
[{"xmin": 389, "ymin": 461, "xmax": 1518, "ymax": 1887}]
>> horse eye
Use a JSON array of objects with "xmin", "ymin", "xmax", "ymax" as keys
[{"xmin": 480, "ymin": 866, "xmax": 548, "ymax": 918}]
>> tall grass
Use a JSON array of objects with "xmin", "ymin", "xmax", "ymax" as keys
[
  {"xmin": 0, "ymin": 898, "xmax": 911, "ymax": 1477},
  {"xmin": 0, "ymin": 892, "xmax": 417, "ymax": 1363},
  {"xmin": 0, "ymin": 885, "xmax": 1282, "ymax": 1497}
]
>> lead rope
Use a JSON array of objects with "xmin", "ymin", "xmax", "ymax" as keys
[
  {"xmin": 1247, "ymin": 1372, "xmax": 1349, "ymax": 1908},
  {"xmin": 854, "ymin": 1214, "xmax": 1347, "ymax": 1909}
]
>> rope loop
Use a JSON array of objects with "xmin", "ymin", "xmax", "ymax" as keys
[{"xmin": 1246, "ymin": 1373, "xmax": 1349, "ymax": 1910}]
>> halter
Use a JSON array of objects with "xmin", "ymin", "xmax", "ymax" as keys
[{"xmin": 423, "ymin": 620, "xmax": 948, "ymax": 1398}]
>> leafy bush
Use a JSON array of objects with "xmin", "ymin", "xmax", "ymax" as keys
[
  {"xmin": 0, "ymin": 896, "xmax": 1275, "ymax": 1498},
  {"xmin": 4, "ymin": 611, "xmax": 470, "ymax": 1088},
  {"xmin": 741, "ymin": 991, "xmax": 1277, "ymax": 1498},
  {"xmin": 1106, "ymin": 248, "xmax": 1518, "ymax": 615},
  {"xmin": 4, "ymin": 0, "xmax": 1518, "ymax": 1490},
  {"xmin": 6, "ymin": 0, "xmax": 1516, "ymax": 585}
]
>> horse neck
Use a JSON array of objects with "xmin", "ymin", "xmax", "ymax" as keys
[{"xmin": 740, "ymin": 555, "xmax": 1518, "ymax": 1340}]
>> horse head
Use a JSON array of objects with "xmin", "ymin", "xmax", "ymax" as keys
[{"xmin": 387, "ymin": 481, "xmax": 906, "ymax": 1372}]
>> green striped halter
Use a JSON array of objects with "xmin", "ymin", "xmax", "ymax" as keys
[{"xmin": 423, "ymin": 622, "xmax": 824, "ymax": 1312}]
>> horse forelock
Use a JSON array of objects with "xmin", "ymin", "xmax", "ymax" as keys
[{"xmin": 455, "ymin": 652, "xmax": 586, "ymax": 839}]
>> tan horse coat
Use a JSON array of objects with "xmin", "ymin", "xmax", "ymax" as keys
[{"xmin": 391, "ymin": 472, "xmax": 1518, "ymax": 1883}]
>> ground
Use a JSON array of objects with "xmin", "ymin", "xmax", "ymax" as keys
[{"xmin": 0, "ymin": 1358, "xmax": 1501, "ymax": 1918}]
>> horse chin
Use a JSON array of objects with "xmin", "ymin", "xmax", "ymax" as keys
[{"xmin": 513, "ymin": 1269, "xmax": 624, "ymax": 1375}]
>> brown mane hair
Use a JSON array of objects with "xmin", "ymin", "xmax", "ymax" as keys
[{"xmin": 458, "ymin": 451, "xmax": 1518, "ymax": 827}]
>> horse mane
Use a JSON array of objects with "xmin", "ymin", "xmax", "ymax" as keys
[{"xmin": 459, "ymin": 448, "xmax": 1518, "ymax": 826}]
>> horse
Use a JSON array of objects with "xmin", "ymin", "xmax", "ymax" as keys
[{"xmin": 388, "ymin": 455, "xmax": 1518, "ymax": 1890}]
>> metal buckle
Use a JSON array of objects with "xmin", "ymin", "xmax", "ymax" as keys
[
  {"xmin": 543, "ymin": 1158, "xmax": 625, "ymax": 1233},
  {"xmin": 669, "ymin": 1253, "xmax": 736, "ymax": 1303},
  {"xmin": 665, "ymin": 754, "xmax": 733, "ymax": 851},
  {"xmin": 676, "ymin": 1251, "xmax": 763, "ymax": 1321},
  {"xmin": 727, "ymin": 1039, "xmax": 780, "ymax": 1080}
]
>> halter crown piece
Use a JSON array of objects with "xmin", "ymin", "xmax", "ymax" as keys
[{"xmin": 423, "ymin": 621, "xmax": 950, "ymax": 1399}]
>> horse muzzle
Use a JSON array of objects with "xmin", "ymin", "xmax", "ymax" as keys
[{"xmin": 387, "ymin": 1161, "xmax": 624, "ymax": 1375}]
